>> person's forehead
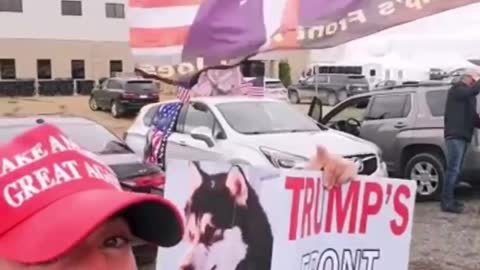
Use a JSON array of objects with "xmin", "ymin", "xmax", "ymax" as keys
[{"xmin": 464, "ymin": 69, "xmax": 480, "ymax": 77}]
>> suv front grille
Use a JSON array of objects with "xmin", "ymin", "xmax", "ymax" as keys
[{"xmin": 345, "ymin": 154, "xmax": 378, "ymax": 175}]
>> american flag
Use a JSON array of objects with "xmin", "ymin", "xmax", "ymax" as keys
[
  {"xmin": 129, "ymin": 0, "xmax": 201, "ymax": 63},
  {"xmin": 243, "ymin": 77, "xmax": 265, "ymax": 97},
  {"xmin": 145, "ymin": 96, "xmax": 185, "ymax": 169},
  {"xmin": 177, "ymin": 86, "xmax": 190, "ymax": 103}
]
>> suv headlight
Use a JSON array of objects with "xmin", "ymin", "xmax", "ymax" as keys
[{"xmin": 260, "ymin": 146, "xmax": 309, "ymax": 169}]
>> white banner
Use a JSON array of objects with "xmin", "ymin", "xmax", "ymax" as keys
[{"xmin": 158, "ymin": 159, "xmax": 416, "ymax": 270}]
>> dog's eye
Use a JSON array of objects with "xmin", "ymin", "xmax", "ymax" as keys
[
  {"xmin": 184, "ymin": 202, "xmax": 191, "ymax": 214},
  {"xmin": 188, "ymin": 230, "xmax": 195, "ymax": 241},
  {"xmin": 200, "ymin": 224, "xmax": 219, "ymax": 246}
]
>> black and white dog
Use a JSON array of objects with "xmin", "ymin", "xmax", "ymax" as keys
[{"xmin": 179, "ymin": 161, "xmax": 273, "ymax": 270}]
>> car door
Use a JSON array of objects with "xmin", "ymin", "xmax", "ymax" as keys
[
  {"xmin": 321, "ymin": 95, "xmax": 372, "ymax": 134},
  {"xmin": 167, "ymin": 102, "xmax": 229, "ymax": 161},
  {"xmin": 297, "ymin": 76, "xmax": 315, "ymax": 99},
  {"xmin": 359, "ymin": 93, "xmax": 414, "ymax": 170},
  {"xmin": 95, "ymin": 79, "xmax": 111, "ymax": 107},
  {"xmin": 106, "ymin": 79, "xmax": 125, "ymax": 105}
]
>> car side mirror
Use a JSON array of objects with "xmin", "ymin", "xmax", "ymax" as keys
[
  {"xmin": 190, "ymin": 126, "xmax": 215, "ymax": 148},
  {"xmin": 308, "ymin": 96, "xmax": 323, "ymax": 123}
]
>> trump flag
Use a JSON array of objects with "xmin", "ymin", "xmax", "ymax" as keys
[{"xmin": 129, "ymin": 0, "xmax": 480, "ymax": 66}]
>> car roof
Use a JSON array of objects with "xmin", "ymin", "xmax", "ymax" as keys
[
  {"xmin": 143, "ymin": 96, "xmax": 284, "ymax": 110},
  {"xmin": 110, "ymin": 77, "xmax": 154, "ymax": 82},
  {"xmin": 354, "ymin": 84, "xmax": 450, "ymax": 99},
  {"xmin": 0, "ymin": 115, "xmax": 97, "ymax": 127}
]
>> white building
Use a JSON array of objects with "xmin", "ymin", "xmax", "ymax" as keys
[{"xmin": 0, "ymin": 0, "xmax": 134, "ymax": 81}]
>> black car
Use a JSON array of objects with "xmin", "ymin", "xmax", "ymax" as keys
[
  {"xmin": 288, "ymin": 73, "xmax": 370, "ymax": 106},
  {"xmin": 0, "ymin": 116, "xmax": 164, "ymax": 267},
  {"xmin": 89, "ymin": 77, "xmax": 160, "ymax": 118}
]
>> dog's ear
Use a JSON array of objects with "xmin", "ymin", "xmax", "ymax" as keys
[
  {"xmin": 189, "ymin": 161, "xmax": 203, "ymax": 193},
  {"xmin": 225, "ymin": 166, "xmax": 248, "ymax": 206}
]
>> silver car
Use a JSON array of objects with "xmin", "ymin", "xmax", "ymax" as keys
[{"xmin": 311, "ymin": 83, "xmax": 480, "ymax": 201}]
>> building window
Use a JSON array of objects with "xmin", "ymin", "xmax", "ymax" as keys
[
  {"xmin": 110, "ymin": 60, "xmax": 123, "ymax": 77},
  {"xmin": 106, "ymin": 3, "xmax": 125, "ymax": 18},
  {"xmin": 61, "ymin": 0, "xmax": 82, "ymax": 16},
  {"xmin": 37, "ymin": 59, "xmax": 52, "ymax": 79},
  {"xmin": 0, "ymin": 0, "xmax": 22, "ymax": 12},
  {"xmin": 71, "ymin": 60, "xmax": 85, "ymax": 79},
  {"xmin": 0, "ymin": 59, "xmax": 16, "ymax": 79}
]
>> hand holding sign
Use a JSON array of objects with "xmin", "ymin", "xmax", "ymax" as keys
[{"xmin": 306, "ymin": 145, "xmax": 357, "ymax": 190}]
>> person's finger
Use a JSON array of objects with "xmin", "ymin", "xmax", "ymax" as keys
[
  {"xmin": 306, "ymin": 145, "xmax": 328, "ymax": 170},
  {"xmin": 323, "ymin": 164, "xmax": 335, "ymax": 190},
  {"xmin": 337, "ymin": 160, "xmax": 357, "ymax": 185},
  {"xmin": 329, "ymin": 157, "xmax": 349, "ymax": 188}
]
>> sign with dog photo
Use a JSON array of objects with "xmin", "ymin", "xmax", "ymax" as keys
[{"xmin": 159, "ymin": 159, "xmax": 416, "ymax": 270}]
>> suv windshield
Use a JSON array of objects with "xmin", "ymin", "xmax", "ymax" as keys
[
  {"xmin": 216, "ymin": 101, "xmax": 320, "ymax": 134},
  {"xmin": 126, "ymin": 80, "xmax": 155, "ymax": 92},
  {"xmin": 0, "ymin": 122, "xmax": 130, "ymax": 154},
  {"xmin": 347, "ymin": 75, "xmax": 368, "ymax": 84}
]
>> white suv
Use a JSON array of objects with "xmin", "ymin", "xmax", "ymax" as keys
[{"xmin": 124, "ymin": 96, "xmax": 387, "ymax": 176}]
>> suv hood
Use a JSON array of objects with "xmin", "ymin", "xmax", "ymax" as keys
[{"xmin": 237, "ymin": 129, "xmax": 378, "ymax": 158}]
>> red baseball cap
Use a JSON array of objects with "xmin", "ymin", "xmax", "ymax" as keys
[{"xmin": 0, "ymin": 124, "xmax": 183, "ymax": 264}]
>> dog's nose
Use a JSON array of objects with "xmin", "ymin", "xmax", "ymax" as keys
[{"xmin": 180, "ymin": 265, "xmax": 194, "ymax": 270}]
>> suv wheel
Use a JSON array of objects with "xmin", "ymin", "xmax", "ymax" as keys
[
  {"xmin": 88, "ymin": 96, "xmax": 99, "ymax": 111},
  {"xmin": 327, "ymin": 92, "xmax": 338, "ymax": 106},
  {"xmin": 288, "ymin": 90, "xmax": 300, "ymax": 104},
  {"xmin": 111, "ymin": 100, "xmax": 122, "ymax": 118},
  {"xmin": 404, "ymin": 152, "xmax": 444, "ymax": 201},
  {"xmin": 338, "ymin": 90, "xmax": 348, "ymax": 102}
]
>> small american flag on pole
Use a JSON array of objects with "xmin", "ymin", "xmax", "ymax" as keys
[
  {"xmin": 145, "ymin": 85, "xmax": 190, "ymax": 169},
  {"xmin": 177, "ymin": 86, "xmax": 190, "ymax": 103},
  {"xmin": 243, "ymin": 77, "xmax": 265, "ymax": 97}
]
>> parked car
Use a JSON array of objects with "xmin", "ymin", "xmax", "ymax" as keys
[
  {"xmin": 89, "ymin": 77, "xmax": 159, "ymax": 118},
  {"xmin": 372, "ymin": 80, "xmax": 399, "ymax": 90},
  {"xmin": 288, "ymin": 73, "xmax": 369, "ymax": 106},
  {"xmin": 0, "ymin": 116, "xmax": 164, "ymax": 267},
  {"xmin": 124, "ymin": 96, "xmax": 387, "ymax": 177},
  {"xmin": 244, "ymin": 77, "xmax": 288, "ymax": 101},
  {"xmin": 308, "ymin": 82, "xmax": 480, "ymax": 201}
]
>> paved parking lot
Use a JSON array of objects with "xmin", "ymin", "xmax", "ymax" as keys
[{"xmin": 0, "ymin": 96, "xmax": 479, "ymax": 270}]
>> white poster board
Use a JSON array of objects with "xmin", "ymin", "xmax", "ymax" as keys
[{"xmin": 158, "ymin": 159, "xmax": 416, "ymax": 270}]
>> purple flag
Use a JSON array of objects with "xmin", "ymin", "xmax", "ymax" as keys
[{"xmin": 181, "ymin": 0, "xmax": 266, "ymax": 64}]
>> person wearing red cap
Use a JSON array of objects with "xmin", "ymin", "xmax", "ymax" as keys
[{"xmin": 0, "ymin": 124, "xmax": 356, "ymax": 270}]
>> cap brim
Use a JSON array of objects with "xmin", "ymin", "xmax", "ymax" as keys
[{"xmin": 0, "ymin": 189, "xmax": 183, "ymax": 264}]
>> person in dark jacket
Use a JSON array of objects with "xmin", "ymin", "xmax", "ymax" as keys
[{"xmin": 443, "ymin": 70, "xmax": 480, "ymax": 213}]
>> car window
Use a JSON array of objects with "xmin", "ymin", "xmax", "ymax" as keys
[
  {"xmin": 316, "ymin": 75, "xmax": 328, "ymax": 83},
  {"xmin": 366, "ymin": 94, "xmax": 411, "ymax": 120},
  {"xmin": 182, "ymin": 103, "xmax": 223, "ymax": 137},
  {"xmin": 265, "ymin": 81, "xmax": 284, "ymax": 88},
  {"xmin": 126, "ymin": 80, "xmax": 155, "ymax": 92},
  {"xmin": 143, "ymin": 105, "xmax": 161, "ymax": 126},
  {"xmin": 106, "ymin": 80, "xmax": 114, "ymax": 88},
  {"xmin": 426, "ymin": 90, "xmax": 447, "ymax": 117},
  {"xmin": 216, "ymin": 101, "xmax": 319, "ymax": 134},
  {"xmin": 107, "ymin": 79, "xmax": 122, "ymax": 89},
  {"xmin": 347, "ymin": 75, "xmax": 368, "ymax": 85},
  {"xmin": 328, "ymin": 97, "xmax": 371, "ymax": 123},
  {"xmin": 304, "ymin": 77, "xmax": 314, "ymax": 84}
]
